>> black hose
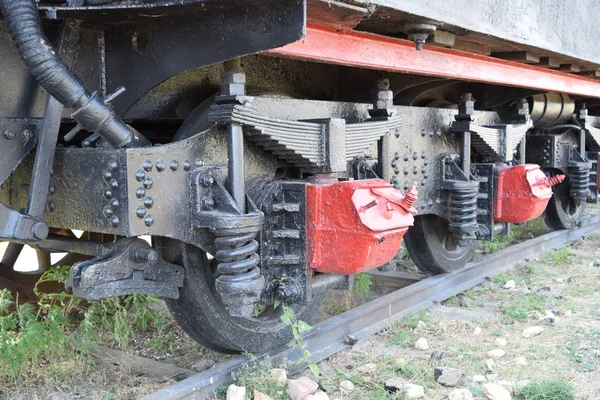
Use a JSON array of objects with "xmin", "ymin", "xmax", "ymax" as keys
[{"xmin": 0, "ymin": 0, "xmax": 145, "ymax": 147}]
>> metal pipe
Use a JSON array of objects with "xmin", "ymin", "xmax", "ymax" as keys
[
  {"xmin": 461, "ymin": 131, "xmax": 471, "ymax": 177},
  {"xmin": 227, "ymin": 123, "xmax": 246, "ymax": 213}
]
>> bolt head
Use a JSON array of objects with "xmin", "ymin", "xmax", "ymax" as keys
[
  {"xmin": 32, "ymin": 222, "xmax": 49, "ymax": 240},
  {"xmin": 3, "ymin": 129, "xmax": 15, "ymax": 140}
]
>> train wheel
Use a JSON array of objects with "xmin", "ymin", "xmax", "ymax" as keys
[
  {"xmin": 544, "ymin": 176, "xmax": 586, "ymax": 230},
  {"xmin": 404, "ymin": 214, "xmax": 476, "ymax": 274},
  {"xmin": 156, "ymin": 238, "xmax": 325, "ymax": 354}
]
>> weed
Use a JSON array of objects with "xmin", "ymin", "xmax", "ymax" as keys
[
  {"xmin": 564, "ymin": 331, "xmax": 600, "ymax": 372},
  {"xmin": 493, "ymin": 328, "xmax": 506, "ymax": 337},
  {"xmin": 279, "ymin": 305, "xmax": 319, "ymax": 376},
  {"xmin": 501, "ymin": 294, "xmax": 545, "ymax": 321},
  {"xmin": 541, "ymin": 248, "xmax": 574, "ymax": 266},
  {"xmin": 353, "ymin": 273, "xmax": 373, "ymax": 304},
  {"xmin": 519, "ymin": 380, "xmax": 574, "ymax": 400}
]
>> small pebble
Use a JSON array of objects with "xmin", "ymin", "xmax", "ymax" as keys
[
  {"xmin": 344, "ymin": 335, "xmax": 358, "ymax": 345},
  {"xmin": 483, "ymin": 383, "xmax": 512, "ymax": 400},
  {"xmin": 306, "ymin": 391, "xmax": 330, "ymax": 400},
  {"xmin": 226, "ymin": 385, "xmax": 246, "ymax": 400},
  {"xmin": 473, "ymin": 327, "xmax": 482, "ymax": 336},
  {"xmin": 449, "ymin": 388, "xmax": 475, "ymax": 400},
  {"xmin": 514, "ymin": 356, "xmax": 528, "ymax": 366},
  {"xmin": 485, "ymin": 358, "xmax": 496, "ymax": 370},
  {"xmin": 404, "ymin": 383, "xmax": 425, "ymax": 399},
  {"xmin": 287, "ymin": 377, "xmax": 319, "ymax": 400},
  {"xmin": 415, "ymin": 337, "xmax": 430, "ymax": 350},
  {"xmin": 565, "ymin": 309, "xmax": 573, "ymax": 317},
  {"xmin": 384, "ymin": 377, "xmax": 406, "ymax": 392},
  {"xmin": 522, "ymin": 326, "xmax": 544, "ymax": 338},
  {"xmin": 497, "ymin": 381, "xmax": 514, "ymax": 394},
  {"xmin": 487, "ymin": 349, "xmax": 506, "ymax": 359},
  {"xmin": 361, "ymin": 363, "xmax": 377, "ymax": 373},
  {"xmin": 430, "ymin": 350, "xmax": 445, "ymax": 363},
  {"xmin": 503, "ymin": 280, "xmax": 516, "ymax": 289},
  {"xmin": 495, "ymin": 338, "xmax": 507, "ymax": 347},
  {"xmin": 340, "ymin": 380, "xmax": 355, "ymax": 392},
  {"xmin": 191, "ymin": 359, "xmax": 216, "ymax": 372},
  {"xmin": 270, "ymin": 368, "xmax": 287, "ymax": 386},
  {"xmin": 473, "ymin": 375, "xmax": 486, "ymax": 383}
]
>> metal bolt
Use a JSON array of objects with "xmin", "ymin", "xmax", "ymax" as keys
[
  {"xmin": 103, "ymin": 171, "xmax": 113, "ymax": 180},
  {"xmin": 32, "ymin": 222, "xmax": 49, "ymax": 240},
  {"xmin": 136, "ymin": 207, "xmax": 146, "ymax": 218},
  {"xmin": 21, "ymin": 129, "xmax": 33, "ymax": 142},
  {"xmin": 3, "ymin": 129, "xmax": 15, "ymax": 140},
  {"xmin": 110, "ymin": 216, "xmax": 120, "ymax": 228},
  {"xmin": 108, "ymin": 160, "xmax": 118, "ymax": 171},
  {"xmin": 143, "ymin": 160, "xmax": 153, "ymax": 172},
  {"xmin": 144, "ymin": 197, "xmax": 154, "ymax": 209},
  {"xmin": 136, "ymin": 187, "xmax": 146, "ymax": 198},
  {"xmin": 47, "ymin": 201, "xmax": 56, "ymax": 212},
  {"xmin": 200, "ymin": 174, "xmax": 214, "ymax": 187},
  {"xmin": 195, "ymin": 159, "xmax": 204, "ymax": 168},
  {"xmin": 144, "ymin": 215, "xmax": 154, "ymax": 227},
  {"xmin": 201, "ymin": 195, "xmax": 215, "ymax": 210},
  {"xmin": 412, "ymin": 152, "xmax": 418, "ymax": 160},
  {"xmin": 394, "ymin": 152, "xmax": 400, "ymax": 160},
  {"xmin": 48, "ymin": 184, "xmax": 55, "ymax": 195},
  {"xmin": 183, "ymin": 160, "xmax": 192, "ymax": 171},
  {"xmin": 132, "ymin": 248, "xmax": 158, "ymax": 263},
  {"xmin": 104, "ymin": 189, "xmax": 113, "ymax": 199},
  {"xmin": 143, "ymin": 177, "xmax": 153, "ymax": 189},
  {"xmin": 135, "ymin": 169, "xmax": 145, "ymax": 181},
  {"xmin": 170, "ymin": 160, "xmax": 179, "ymax": 171},
  {"xmin": 110, "ymin": 198, "xmax": 120, "ymax": 209},
  {"xmin": 103, "ymin": 206, "xmax": 113, "ymax": 217},
  {"xmin": 109, "ymin": 179, "xmax": 119, "ymax": 189},
  {"xmin": 156, "ymin": 160, "xmax": 165, "ymax": 172}
]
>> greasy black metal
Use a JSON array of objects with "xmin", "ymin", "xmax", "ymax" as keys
[
  {"xmin": 0, "ymin": 120, "xmax": 38, "ymax": 186},
  {"xmin": 142, "ymin": 215, "xmax": 600, "ymax": 400},
  {"xmin": 25, "ymin": 96, "xmax": 64, "ymax": 221},
  {"xmin": 0, "ymin": 203, "xmax": 48, "ymax": 241},
  {"xmin": 0, "ymin": 0, "xmax": 141, "ymax": 147},
  {"xmin": 441, "ymin": 155, "xmax": 479, "ymax": 242},
  {"xmin": 471, "ymin": 163, "xmax": 495, "ymax": 241},
  {"xmin": 35, "ymin": 234, "xmax": 112, "ymax": 257},
  {"xmin": 587, "ymin": 151, "xmax": 598, "ymax": 203},
  {"xmin": 66, "ymin": 237, "xmax": 184, "ymax": 300},
  {"xmin": 255, "ymin": 181, "xmax": 309, "ymax": 306},
  {"xmin": 191, "ymin": 168, "xmax": 265, "ymax": 318}
]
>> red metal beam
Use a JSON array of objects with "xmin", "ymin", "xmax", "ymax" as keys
[{"xmin": 269, "ymin": 26, "xmax": 600, "ymax": 98}]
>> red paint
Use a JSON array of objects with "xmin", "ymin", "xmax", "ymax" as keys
[
  {"xmin": 495, "ymin": 164, "xmax": 563, "ymax": 223},
  {"xmin": 269, "ymin": 26, "xmax": 600, "ymax": 99},
  {"xmin": 307, "ymin": 179, "xmax": 417, "ymax": 275}
]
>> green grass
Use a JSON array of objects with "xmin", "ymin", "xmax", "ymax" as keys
[
  {"xmin": 518, "ymin": 380, "xmax": 574, "ymax": 400},
  {"xmin": 541, "ymin": 248, "xmax": 575, "ymax": 266},
  {"xmin": 501, "ymin": 294, "xmax": 546, "ymax": 321},
  {"xmin": 481, "ymin": 218, "xmax": 549, "ymax": 254},
  {"xmin": 353, "ymin": 273, "xmax": 373, "ymax": 304}
]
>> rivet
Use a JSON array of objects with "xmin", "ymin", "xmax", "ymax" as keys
[
  {"xmin": 412, "ymin": 152, "xmax": 418, "ymax": 160},
  {"xmin": 423, "ymin": 159, "xmax": 429, "ymax": 166},
  {"xmin": 110, "ymin": 216, "xmax": 120, "ymax": 228},
  {"xmin": 3, "ymin": 129, "xmax": 15, "ymax": 140},
  {"xmin": 421, "ymin": 129, "xmax": 426, "ymax": 137},
  {"xmin": 136, "ymin": 207, "xmax": 146, "ymax": 218},
  {"xmin": 104, "ymin": 189, "xmax": 113, "ymax": 199},
  {"xmin": 429, "ymin": 130, "xmax": 434, "ymax": 137},
  {"xmin": 403, "ymin": 182, "xmax": 410, "ymax": 190},
  {"xmin": 156, "ymin": 160, "xmax": 165, "ymax": 172},
  {"xmin": 143, "ymin": 177, "xmax": 153, "ymax": 189},
  {"xmin": 394, "ymin": 128, "xmax": 400, "ymax": 138},
  {"xmin": 391, "ymin": 160, "xmax": 398, "ymax": 167},
  {"xmin": 109, "ymin": 179, "xmax": 119, "ymax": 189},
  {"xmin": 183, "ymin": 160, "xmax": 192, "ymax": 171},
  {"xmin": 424, "ymin": 173, "xmax": 429, "ymax": 178},
  {"xmin": 421, "ymin": 151, "xmax": 426, "ymax": 159},
  {"xmin": 103, "ymin": 206, "xmax": 113, "ymax": 217},
  {"xmin": 428, "ymin": 199, "xmax": 434, "ymax": 206},
  {"xmin": 421, "ymin": 180, "xmax": 426, "ymax": 186},
  {"xmin": 391, "ymin": 175, "xmax": 398, "ymax": 183},
  {"xmin": 394, "ymin": 152, "xmax": 400, "ymax": 160},
  {"xmin": 403, "ymin": 154, "xmax": 409, "ymax": 162},
  {"xmin": 195, "ymin": 159, "xmax": 204, "ymax": 167},
  {"xmin": 48, "ymin": 184, "xmax": 55, "ymax": 195},
  {"xmin": 103, "ymin": 171, "xmax": 112, "ymax": 180},
  {"xmin": 420, "ymin": 201, "xmax": 426, "ymax": 209},
  {"xmin": 110, "ymin": 198, "xmax": 120, "ymax": 209},
  {"xmin": 108, "ymin": 160, "xmax": 118, "ymax": 171},
  {"xmin": 144, "ymin": 215, "xmax": 154, "ymax": 227},
  {"xmin": 413, "ymin": 166, "xmax": 418, "ymax": 174},
  {"xmin": 143, "ymin": 160, "xmax": 153, "ymax": 172},
  {"xmin": 144, "ymin": 197, "xmax": 154, "ymax": 209},
  {"xmin": 170, "ymin": 160, "xmax": 179, "ymax": 171},
  {"xmin": 421, "ymin": 166, "xmax": 427, "ymax": 173},
  {"xmin": 136, "ymin": 187, "xmax": 146, "ymax": 198},
  {"xmin": 47, "ymin": 201, "xmax": 56, "ymax": 212},
  {"xmin": 135, "ymin": 169, "xmax": 145, "ymax": 181},
  {"xmin": 403, "ymin": 167, "xmax": 409, "ymax": 175},
  {"xmin": 394, "ymin": 167, "xmax": 400, "ymax": 174}
]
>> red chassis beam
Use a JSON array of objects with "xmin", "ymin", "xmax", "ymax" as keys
[{"xmin": 269, "ymin": 26, "xmax": 600, "ymax": 99}]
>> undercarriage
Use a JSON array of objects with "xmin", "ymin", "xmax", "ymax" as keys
[{"xmin": 1, "ymin": 0, "xmax": 600, "ymax": 353}]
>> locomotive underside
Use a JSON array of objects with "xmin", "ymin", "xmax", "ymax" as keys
[{"xmin": 1, "ymin": 0, "xmax": 600, "ymax": 353}]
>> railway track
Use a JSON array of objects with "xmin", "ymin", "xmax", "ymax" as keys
[{"xmin": 145, "ymin": 214, "xmax": 600, "ymax": 400}]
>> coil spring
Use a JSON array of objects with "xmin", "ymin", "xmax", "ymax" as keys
[
  {"xmin": 569, "ymin": 166, "xmax": 590, "ymax": 202},
  {"xmin": 214, "ymin": 231, "xmax": 264, "ymax": 316},
  {"xmin": 448, "ymin": 185, "xmax": 479, "ymax": 235}
]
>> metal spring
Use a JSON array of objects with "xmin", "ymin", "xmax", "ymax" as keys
[
  {"xmin": 569, "ymin": 166, "xmax": 590, "ymax": 201},
  {"xmin": 214, "ymin": 231, "xmax": 263, "ymax": 317},
  {"xmin": 449, "ymin": 186, "xmax": 479, "ymax": 233}
]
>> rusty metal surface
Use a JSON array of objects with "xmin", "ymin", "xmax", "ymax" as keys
[
  {"xmin": 141, "ymin": 214, "xmax": 600, "ymax": 400},
  {"xmin": 269, "ymin": 26, "xmax": 600, "ymax": 99}
]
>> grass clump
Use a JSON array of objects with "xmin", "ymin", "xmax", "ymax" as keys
[
  {"xmin": 501, "ymin": 294, "xmax": 545, "ymax": 321},
  {"xmin": 541, "ymin": 248, "xmax": 574, "ymax": 266},
  {"xmin": 518, "ymin": 380, "xmax": 574, "ymax": 400}
]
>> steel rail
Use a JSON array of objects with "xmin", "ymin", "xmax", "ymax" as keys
[
  {"xmin": 143, "ymin": 215, "xmax": 600, "ymax": 400},
  {"xmin": 268, "ymin": 26, "xmax": 600, "ymax": 99}
]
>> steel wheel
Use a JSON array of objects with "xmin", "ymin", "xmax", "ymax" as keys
[
  {"xmin": 544, "ymin": 175, "xmax": 586, "ymax": 230},
  {"xmin": 404, "ymin": 214, "xmax": 476, "ymax": 274},
  {"xmin": 156, "ymin": 238, "xmax": 324, "ymax": 353}
]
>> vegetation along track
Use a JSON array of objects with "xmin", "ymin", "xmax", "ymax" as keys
[{"xmin": 143, "ymin": 215, "xmax": 600, "ymax": 400}]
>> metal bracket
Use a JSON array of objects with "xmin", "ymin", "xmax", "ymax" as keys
[{"xmin": 66, "ymin": 238, "xmax": 184, "ymax": 300}]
